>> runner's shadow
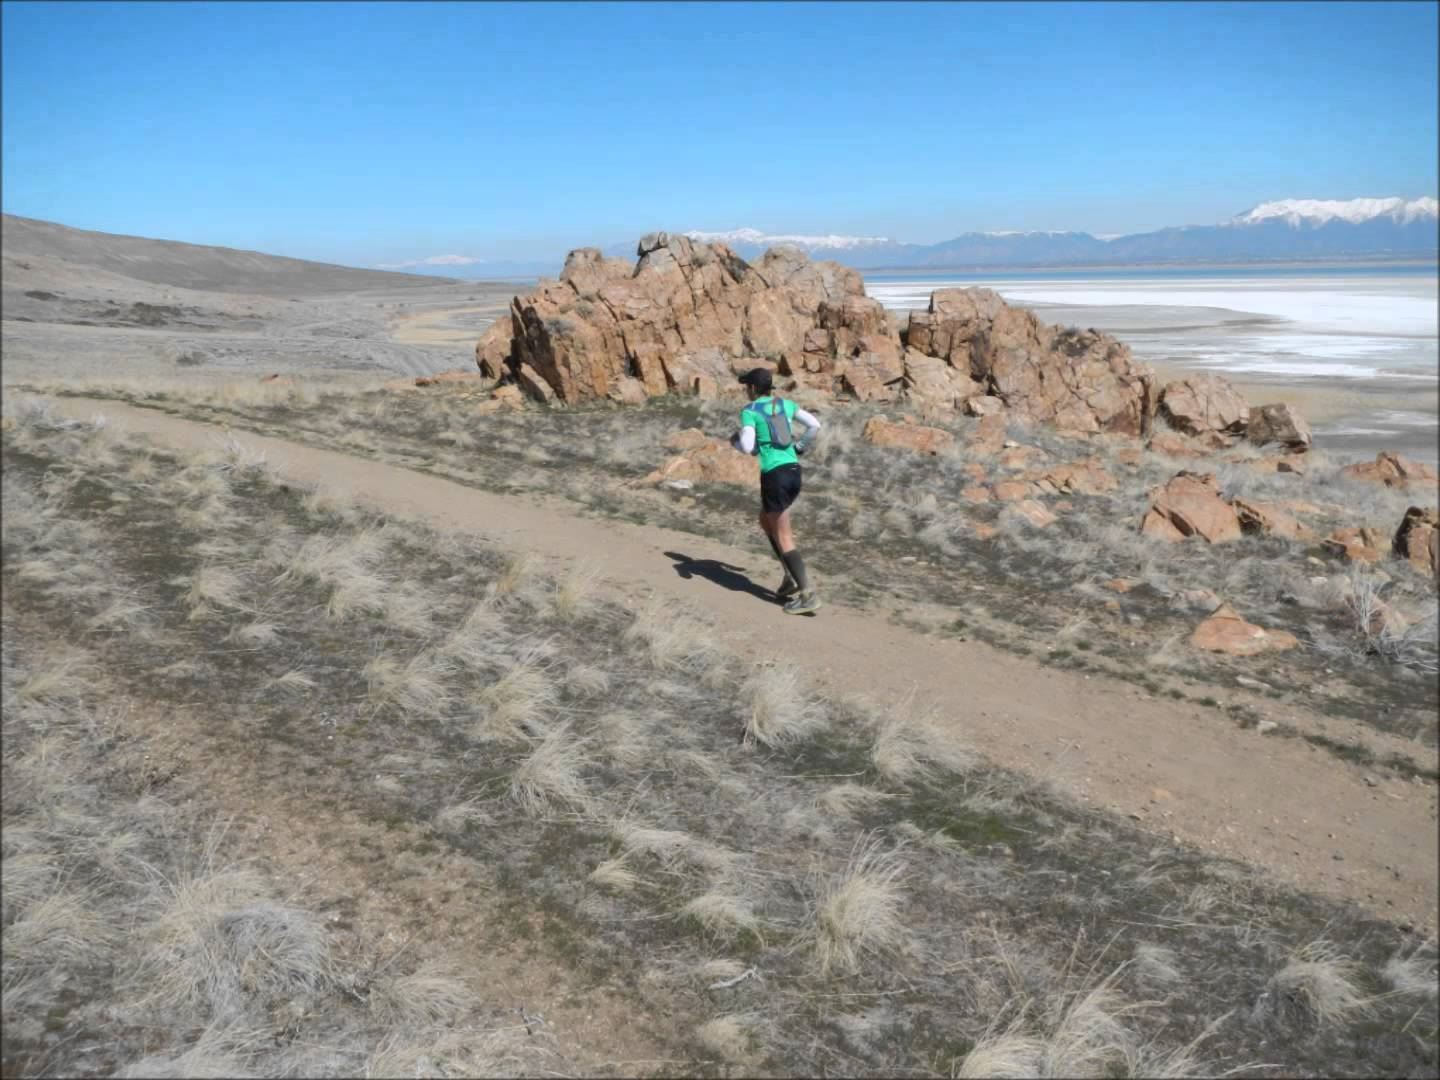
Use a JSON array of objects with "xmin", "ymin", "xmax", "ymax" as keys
[{"xmin": 664, "ymin": 551, "xmax": 776, "ymax": 603}]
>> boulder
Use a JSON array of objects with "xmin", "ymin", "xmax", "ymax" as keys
[
  {"xmin": 902, "ymin": 349, "xmax": 983, "ymax": 412},
  {"xmin": 905, "ymin": 288, "xmax": 1155, "ymax": 435},
  {"xmin": 964, "ymin": 395, "xmax": 1007, "ymax": 417},
  {"xmin": 997, "ymin": 445, "xmax": 1048, "ymax": 471},
  {"xmin": 1190, "ymin": 604, "xmax": 1299, "ymax": 656},
  {"xmin": 644, "ymin": 439, "xmax": 757, "ymax": 488},
  {"xmin": 962, "ymin": 462, "xmax": 988, "ymax": 484},
  {"xmin": 1158, "ymin": 375, "xmax": 1249, "ymax": 440},
  {"xmin": 514, "ymin": 363, "xmax": 556, "ymax": 403},
  {"xmin": 1140, "ymin": 472, "xmax": 1242, "ymax": 544},
  {"xmin": 1392, "ymin": 506, "xmax": 1439, "ymax": 578},
  {"xmin": 1009, "ymin": 499, "xmax": 1058, "ymax": 529},
  {"xmin": 966, "ymin": 413, "xmax": 1008, "ymax": 456},
  {"xmin": 474, "ymin": 316, "xmax": 517, "ymax": 380},
  {"xmin": 662, "ymin": 427, "xmax": 712, "ymax": 452},
  {"xmin": 1323, "ymin": 526, "xmax": 1387, "ymax": 564},
  {"xmin": 1340, "ymin": 451, "xmax": 1440, "ymax": 492},
  {"xmin": 1147, "ymin": 429, "xmax": 1219, "ymax": 459},
  {"xmin": 1232, "ymin": 498, "xmax": 1314, "ymax": 542},
  {"xmin": 1032, "ymin": 460, "xmax": 1117, "ymax": 496},
  {"xmin": 993, "ymin": 480, "xmax": 1036, "ymax": 502},
  {"xmin": 961, "ymin": 486, "xmax": 992, "ymax": 504},
  {"xmin": 415, "ymin": 370, "xmax": 487, "ymax": 387},
  {"xmin": 1247, "ymin": 402, "xmax": 1312, "ymax": 451},
  {"xmin": 475, "ymin": 384, "xmax": 526, "ymax": 415},
  {"xmin": 861, "ymin": 416, "xmax": 954, "ymax": 455}
]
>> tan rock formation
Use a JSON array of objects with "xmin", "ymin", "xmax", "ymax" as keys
[
  {"xmin": 1140, "ymin": 471, "xmax": 1241, "ymax": 544},
  {"xmin": 1232, "ymin": 498, "xmax": 1314, "ymax": 542},
  {"xmin": 482, "ymin": 235, "xmax": 906, "ymax": 405},
  {"xmin": 861, "ymin": 416, "xmax": 954, "ymax": 455},
  {"xmin": 644, "ymin": 438, "xmax": 758, "ymax": 488},
  {"xmin": 1323, "ymin": 526, "xmax": 1387, "ymax": 564},
  {"xmin": 474, "ymin": 316, "xmax": 517, "ymax": 380},
  {"xmin": 1340, "ymin": 451, "xmax": 1440, "ymax": 492},
  {"xmin": 1392, "ymin": 506, "xmax": 1439, "ymax": 578},
  {"xmin": 904, "ymin": 288, "xmax": 1155, "ymax": 435},
  {"xmin": 1191, "ymin": 604, "xmax": 1299, "ymax": 655},
  {"xmin": 1247, "ymin": 402, "xmax": 1312, "ymax": 451},
  {"xmin": 1157, "ymin": 375, "xmax": 1249, "ymax": 440}
]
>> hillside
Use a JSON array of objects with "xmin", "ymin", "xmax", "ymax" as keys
[{"xmin": 1, "ymin": 214, "xmax": 452, "ymax": 297}]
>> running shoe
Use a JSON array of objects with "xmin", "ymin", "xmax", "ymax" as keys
[{"xmin": 783, "ymin": 592, "xmax": 821, "ymax": 616}]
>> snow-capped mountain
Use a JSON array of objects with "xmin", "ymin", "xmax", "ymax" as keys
[
  {"xmin": 681, "ymin": 228, "xmax": 895, "ymax": 251},
  {"xmin": 672, "ymin": 197, "xmax": 1438, "ymax": 269},
  {"xmin": 1230, "ymin": 196, "xmax": 1438, "ymax": 227},
  {"xmin": 431, "ymin": 197, "xmax": 1438, "ymax": 279}
]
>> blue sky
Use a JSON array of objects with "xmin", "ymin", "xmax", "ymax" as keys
[{"xmin": 3, "ymin": 0, "xmax": 1436, "ymax": 267}]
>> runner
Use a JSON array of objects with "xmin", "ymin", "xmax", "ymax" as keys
[{"xmin": 730, "ymin": 367, "xmax": 822, "ymax": 615}]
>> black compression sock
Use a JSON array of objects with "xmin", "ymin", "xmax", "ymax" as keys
[
  {"xmin": 768, "ymin": 534, "xmax": 792, "ymax": 575},
  {"xmin": 781, "ymin": 550, "xmax": 810, "ymax": 593}
]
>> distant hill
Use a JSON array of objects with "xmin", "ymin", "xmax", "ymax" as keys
[
  {"xmin": 660, "ymin": 197, "xmax": 1440, "ymax": 270},
  {"xmin": 1, "ymin": 215, "xmax": 453, "ymax": 296}
]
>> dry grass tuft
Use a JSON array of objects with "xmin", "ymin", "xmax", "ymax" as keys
[
  {"xmin": 696, "ymin": 1014, "xmax": 756, "ymax": 1062},
  {"xmin": 625, "ymin": 597, "xmax": 725, "ymax": 679},
  {"xmin": 682, "ymin": 891, "xmax": 761, "ymax": 940},
  {"xmin": 509, "ymin": 724, "xmax": 593, "ymax": 815},
  {"xmin": 811, "ymin": 834, "xmax": 908, "ymax": 975},
  {"xmin": 590, "ymin": 858, "xmax": 641, "ymax": 893},
  {"xmin": 550, "ymin": 565, "xmax": 600, "ymax": 621},
  {"xmin": 368, "ymin": 963, "xmax": 474, "ymax": 1027},
  {"xmin": 817, "ymin": 782, "xmax": 895, "ymax": 820},
  {"xmin": 1131, "ymin": 942, "xmax": 1183, "ymax": 990},
  {"xmin": 128, "ymin": 860, "xmax": 329, "ymax": 1019},
  {"xmin": 740, "ymin": 662, "xmax": 828, "ymax": 748},
  {"xmin": 363, "ymin": 650, "xmax": 453, "ymax": 719},
  {"xmin": 1382, "ymin": 943, "xmax": 1438, "ymax": 1000},
  {"xmin": 869, "ymin": 691, "xmax": 972, "ymax": 784},
  {"xmin": 471, "ymin": 650, "xmax": 556, "ymax": 743},
  {"xmin": 2, "ymin": 886, "xmax": 116, "ymax": 970},
  {"xmin": 1261, "ymin": 939, "xmax": 1371, "ymax": 1027}
]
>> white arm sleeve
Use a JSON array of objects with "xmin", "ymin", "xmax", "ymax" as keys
[
  {"xmin": 737, "ymin": 427, "xmax": 757, "ymax": 454},
  {"xmin": 793, "ymin": 407, "xmax": 821, "ymax": 433}
]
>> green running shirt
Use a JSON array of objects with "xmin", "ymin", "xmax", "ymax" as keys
[{"xmin": 740, "ymin": 396, "xmax": 800, "ymax": 474}]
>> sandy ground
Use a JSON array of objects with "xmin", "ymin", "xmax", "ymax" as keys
[{"xmin": 48, "ymin": 397, "xmax": 1440, "ymax": 935}]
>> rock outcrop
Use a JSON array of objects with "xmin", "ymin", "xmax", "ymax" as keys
[
  {"xmin": 1157, "ymin": 375, "xmax": 1250, "ymax": 441},
  {"xmin": 475, "ymin": 234, "xmax": 901, "ymax": 406},
  {"xmin": 1393, "ymin": 506, "xmax": 1439, "ymax": 578},
  {"xmin": 1190, "ymin": 604, "xmax": 1299, "ymax": 655},
  {"xmin": 1140, "ymin": 472, "xmax": 1242, "ymax": 544},
  {"xmin": 643, "ymin": 438, "xmax": 758, "ymax": 488},
  {"xmin": 861, "ymin": 416, "xmax": 954, "ymax": 455},
  {"xmin": 903, "ymin": 289, "xmax": 1155, "ymax": 435},
  {"xmin": 1340, "ymin": 451, "xmax": 1440, "ymax": 492},
  {"xmin": 1232, "ymin": 498, "xmax": 1313, "ymax": 542},
  {"xmin": 1247, "ymin": 403, "xmax": 1312, "ymax": 451},
  {"xmin": 1323, "ymin": 526, "xmax": 1387, "ymax": 564}
]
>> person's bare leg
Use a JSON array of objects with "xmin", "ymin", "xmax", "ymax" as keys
[{"xmin": 774, "ymin": 510, "xmax": 795, "ymax": 553}]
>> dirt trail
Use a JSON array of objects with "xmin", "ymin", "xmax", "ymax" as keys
[{"xmin": 55, "ymin": 397, "xmax": 1439, "ymax": 932}]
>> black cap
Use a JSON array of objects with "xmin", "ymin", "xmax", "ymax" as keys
[{"xmin": 738, "ymin": 367, "xmax": 773, "ymax": 392}]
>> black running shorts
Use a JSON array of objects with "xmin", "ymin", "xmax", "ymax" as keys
[{"xmin": 760, "ymin": 463, "xmax": 802, "ymax": 514}]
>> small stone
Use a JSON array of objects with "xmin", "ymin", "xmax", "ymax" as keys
[
  {"xmin": 1363, "ymin": 775, "xmax": 1378, "ymax": 787},
  {"xmin": 1256, "ymin": 720, "xmax": 1278, "ymax": 735}
]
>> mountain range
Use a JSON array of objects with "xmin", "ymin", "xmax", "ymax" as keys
[
  {"xmin": 394, "ymin": 197, "xmax": 1436, "ymax": 278},
  {"xmin": 657, "ymin": 197, "xmax": 1440, "ymax": 271}
]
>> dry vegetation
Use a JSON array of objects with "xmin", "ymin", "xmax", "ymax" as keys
[
  {"xmin": 27, "ymin": 376, "xmax": 1438, "ymax": 759},
  {"xmin": 3, "ymin": 393, "xmax": 1437, "ymax": 1077}
]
